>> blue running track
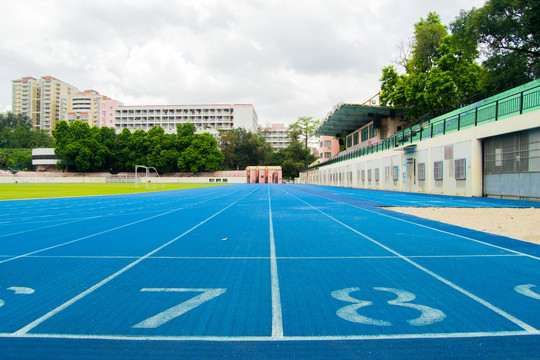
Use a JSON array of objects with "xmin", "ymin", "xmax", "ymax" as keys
[{"xmin": 0, "ymin": 184, "xmax": 538, "ymax": 359}]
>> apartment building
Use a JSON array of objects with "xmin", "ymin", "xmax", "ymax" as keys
[
  {"xmin": 319, "ymin": 136, "xmax": 340, "ymax": 163},
  {"xmin": 11, "ymin": 76, "xmax": 41, "ymax": 130},
  {"xmin": 260, "ymin": 123, "xmax": 292, "ymax": 150},
  {"xmin": 38, "ymin": 76, "xmax": 79, "ymax": 131},
  {"xmin": 59, "ymin": 90, "xmax": 123, "ymax": 128},
  {"xmin": 12, "ymin": 76, "xmax": 259, "ymax": 135},
  {"xmin": 113, "ymin": 104, "xmax": 258, "ymax": 135},
  {"xmin": 12, "ymin": 76, "xmax": 79, "ymax": 131}
]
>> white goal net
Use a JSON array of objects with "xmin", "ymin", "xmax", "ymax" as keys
[{"xmin": 135, "ymin": 165, "xmax": 166, "ymax": 189}]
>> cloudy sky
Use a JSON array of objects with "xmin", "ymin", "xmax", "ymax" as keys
[{"xmin": 1, "ymin": 0, "xmax": 485, "ymax": 126}]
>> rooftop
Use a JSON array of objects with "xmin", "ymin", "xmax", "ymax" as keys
[{"xmin": 316, "ymin": 103, "xmax": 404, "ymax": 137}]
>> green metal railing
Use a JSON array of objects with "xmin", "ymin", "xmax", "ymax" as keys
[{"xmin": 305, "ymin": 82, "xmax": 540, "ymax": 170}]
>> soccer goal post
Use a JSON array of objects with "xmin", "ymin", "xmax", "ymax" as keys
[{"xmin": 135, "ymin": 165, "xmax": 165, "ymax": 189}]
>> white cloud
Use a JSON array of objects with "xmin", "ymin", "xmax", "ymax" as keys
[{"xmin": 0, "ymin": 0, "xmax": 486, "ymax": 124}]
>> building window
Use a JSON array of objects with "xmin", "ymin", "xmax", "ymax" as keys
[
  {"xmin": 434, "ymin": 161, "xmax": 443, "ymax": 180},
  {"xmin": 353, "ymin": 132, "xmax": 359, "ymax": 145},
  {"xmin": 361, "ymin": 128, "xmax": 369, "ymax": 142},
  {"xmin": 392, "ymin": 166, "xmax": 399, "ymax": 181},
  {"xmin": 455, "ymin": 159, "xmax": 466, "ymax": 180},
  {"xmin": 325, "ymin": 152, "xmax": 331, "ymax": 158},
  {"xmin": 367, "ymin": 169, "xmax": 372, "ymax": 181},
  {"xmin": 361, "ymin": 170, "xmax": 365, "ymax": 181},
  {"xmin": 369, "ymin": 124, "xmax": 377, "ymax": 138},
  {"xmin": 324, "ymin": 140, "xmax": 331, "ymax": 147},
  {"xmin": 418, "ymin": 163, "xmax": 426, "ymax": 181},
  {"xmin": 375, "ymin": 168, "xmax": 379, "ymax": 182},
  {"xmin": 347, "ymin": 136, "xmax": 352, "ymax": 148}
]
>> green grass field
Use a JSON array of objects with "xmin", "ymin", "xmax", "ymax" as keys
[{"xmin": 0, "ymin": 183, "xmax": 225, "ymax": 200}]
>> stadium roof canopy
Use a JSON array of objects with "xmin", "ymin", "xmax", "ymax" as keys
[{"xmin": 316, "ymin": 103, "xmax": 402, "ymax": 137}]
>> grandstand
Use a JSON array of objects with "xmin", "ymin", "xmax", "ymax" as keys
[{"xmin": 299, "ymin": 80, "xmax": 540, "ymax": 200}]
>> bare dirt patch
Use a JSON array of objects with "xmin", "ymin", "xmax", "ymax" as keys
[{"xmin": 387, "ymin": 207, "xmax": 540, "ymax": 245}]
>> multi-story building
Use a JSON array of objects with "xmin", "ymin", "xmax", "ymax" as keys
[
  {"xmin": 260, "ymin": 123, "xmax": 292, "ymax": 150},
  {"xmin": 319, "ymin": 136, "xmax": 340, "ymax": 163},
  {"xmin": 12, "ymin": 76, "xmax": 259, "ymax": 135},
  {"xmin": 59, "ymin": 90, "xmax": 123, "ymax": 128},
  {"xmin": 12, "ymin": 76, "xmax": 79, "ymax": 131},
  {"xmin": 11, "ymin": 76, "xmax": 41, "ymax": 130},
  {"xmin": 113, "ymin": 104, "xmax": 258, "ymax": 135},
  {"xmin": 38, "ymin": 76, "xmax": 79, "ymax": 131},
  {"xmin": 98, "ymin": 97, "xmax": 123, "ymax": 128}
]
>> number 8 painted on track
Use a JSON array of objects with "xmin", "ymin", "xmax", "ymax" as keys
[{"xmin": 331, "ymin": 287, "xmax": 446, "ymax": 326}]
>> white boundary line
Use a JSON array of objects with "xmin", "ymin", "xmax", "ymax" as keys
[
  {"xmin": 295, "ymin": 187, "xmax": 540, "ymax": 261},
  {"xmin": 2, "ymin": 254, "xmax": 523, "ymax": 260},
  {"xmin": 280, "ymin": 188, "xmax": 538, "ymax": 333},
  {"xmin": 268, "ymin": 185, "xmax": 284, "ymax": 339},
  {"xmin": 0, "ymin": 216, "xmax": 103, "ymax": 239},
  {"xmin": 0, "ymin": 330, "xmax": 537, "ymax": 342},
  {"xmin": 0, "ymin": 186, "xmax": 247, "ymax": 266},
  {"xmin": 14, "ymin": 187, "xmax": 257, "ymax": 335}
]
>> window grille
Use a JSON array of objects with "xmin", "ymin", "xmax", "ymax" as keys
[
  {"xmin": 418, "ymin": 163, "xmax": 425, "ymax": 181},
  {"xmin": 455, "ymin": 159, "xmax": 466, "ymax": 180},
  {"xmin": 434, "ymin": 161, "xmax": 443, "ymax": 180}
]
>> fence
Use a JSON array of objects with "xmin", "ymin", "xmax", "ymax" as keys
[{"xmin": 306, "ymin": 82, "xmax": 540, "ymax": 170}]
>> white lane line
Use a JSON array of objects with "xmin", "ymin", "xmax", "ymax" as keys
[
  {"xmin": 0, "ymin": 216, "xmax": 102, "ymax": 239},
  {"xmin": 268, "ymin": 185, "xmax": 284, "ymax": 339},
  {"xmin": 0, "ymin": 187, "xmax": 246, "ymax": 266},
  {"xmin": 296, "ymin": 187, "xmax": 540, "ymax": 261},
  {"xmin": 0, "ymin": 330, "xmax": 538, "ymax": 342},
  {"xmin": 14, "ymin": 188, "xmax": 256, "ymax": 335},
  {"xmin": 6, "ymin": 254, "xmax": 523, "ymax": 261},
  {"xmin": 281, "ymin": 188, "xmax": 538, "ymax": 333}
]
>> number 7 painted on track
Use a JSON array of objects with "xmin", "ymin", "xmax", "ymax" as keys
[{"xmin": 132, "ymin": 288, "xmax": 226, "ymax": 329}]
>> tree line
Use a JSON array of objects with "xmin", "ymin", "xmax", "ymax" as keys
[
  {"xmin": 0, "ymin": 112, "xmax": 54, "ymax": 170},
  {"xmin": 53, "ymin": 120, "xmax": 223, "ymax": 174},
  {"xmin": 379, "ymin": 0, "xmax": 539, "ymax": 120},
  {"xmin": 52, "ymin": 119, "xmax": 316, "ymax": 179}
]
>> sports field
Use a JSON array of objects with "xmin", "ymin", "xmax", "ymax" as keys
[
  {"xmin": 0, "ymin": 184, "xmax": 538, "ymax": 359},
  {"xmin": 0, "ymin": 183, "xmax": 222, "ymax": 200}
]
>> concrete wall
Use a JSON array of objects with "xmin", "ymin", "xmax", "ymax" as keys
[
  {"xmin": 0, "ymin": 176, "xmax": 247, "ymax": 184},
  {"xmin": 300, "ymin": 109, "xmax": 540, "ymax": 198}
]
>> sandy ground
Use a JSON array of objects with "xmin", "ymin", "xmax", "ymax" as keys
[{"xmin": 387, "ymin": 207, "xmax": 540, "ymax": 245}]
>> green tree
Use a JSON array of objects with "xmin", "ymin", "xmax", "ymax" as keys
[
  {"xmin": 178, "ymin": 133, "xmax": 224, "ymax": 174},
  {"xmin": 0, "ymin": 112, "xmax": 31, "ymax": 130},
  {"xmin": 289, "ymin": 117, "xmax": 320, "ymax": 149},
  {"xmin": 380, "ymin": 12, "xmax": 484, "ymax": 119},
  {"xmin": 280, "ymin": 130, "xmax": 316, "ymax": 179},
  {"xmin": 452, "ymin": 0, "xmax": 540, "ymax": 93},
  {"xmin": 6, "ymin": 149, "xmax": 32, "ymax": 170},
  {"xmin": 219, "ymin": 128, "xmax": 272, "ymax": 170}
]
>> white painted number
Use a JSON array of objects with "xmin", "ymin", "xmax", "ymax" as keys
[
  {"xmin": 0, "ymin": 286, "xmax": 34, "ymax": 309},
  {"xmin": 133, "ymin": 288, "xmax": 226, "ymax": 329},
  {"xmin": 515, "ymin": 284, "xmax": 540, "ymax": 300},
  {"xmin": 331, "ymin": 287, "xmax": 446, "ymax": 327}
]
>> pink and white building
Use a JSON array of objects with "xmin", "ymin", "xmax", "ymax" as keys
[{"xmin": 319, "ymin": 136, "xmax": 340, "ymax": 163}]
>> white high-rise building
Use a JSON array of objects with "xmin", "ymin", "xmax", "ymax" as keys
[
  {"xmin": 113, "ymin": 104, "xmax": 258, "ymax": 135},
  {"xmin": 260, "ymin": 123, "xmax": 292, "ymax": 150}
]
